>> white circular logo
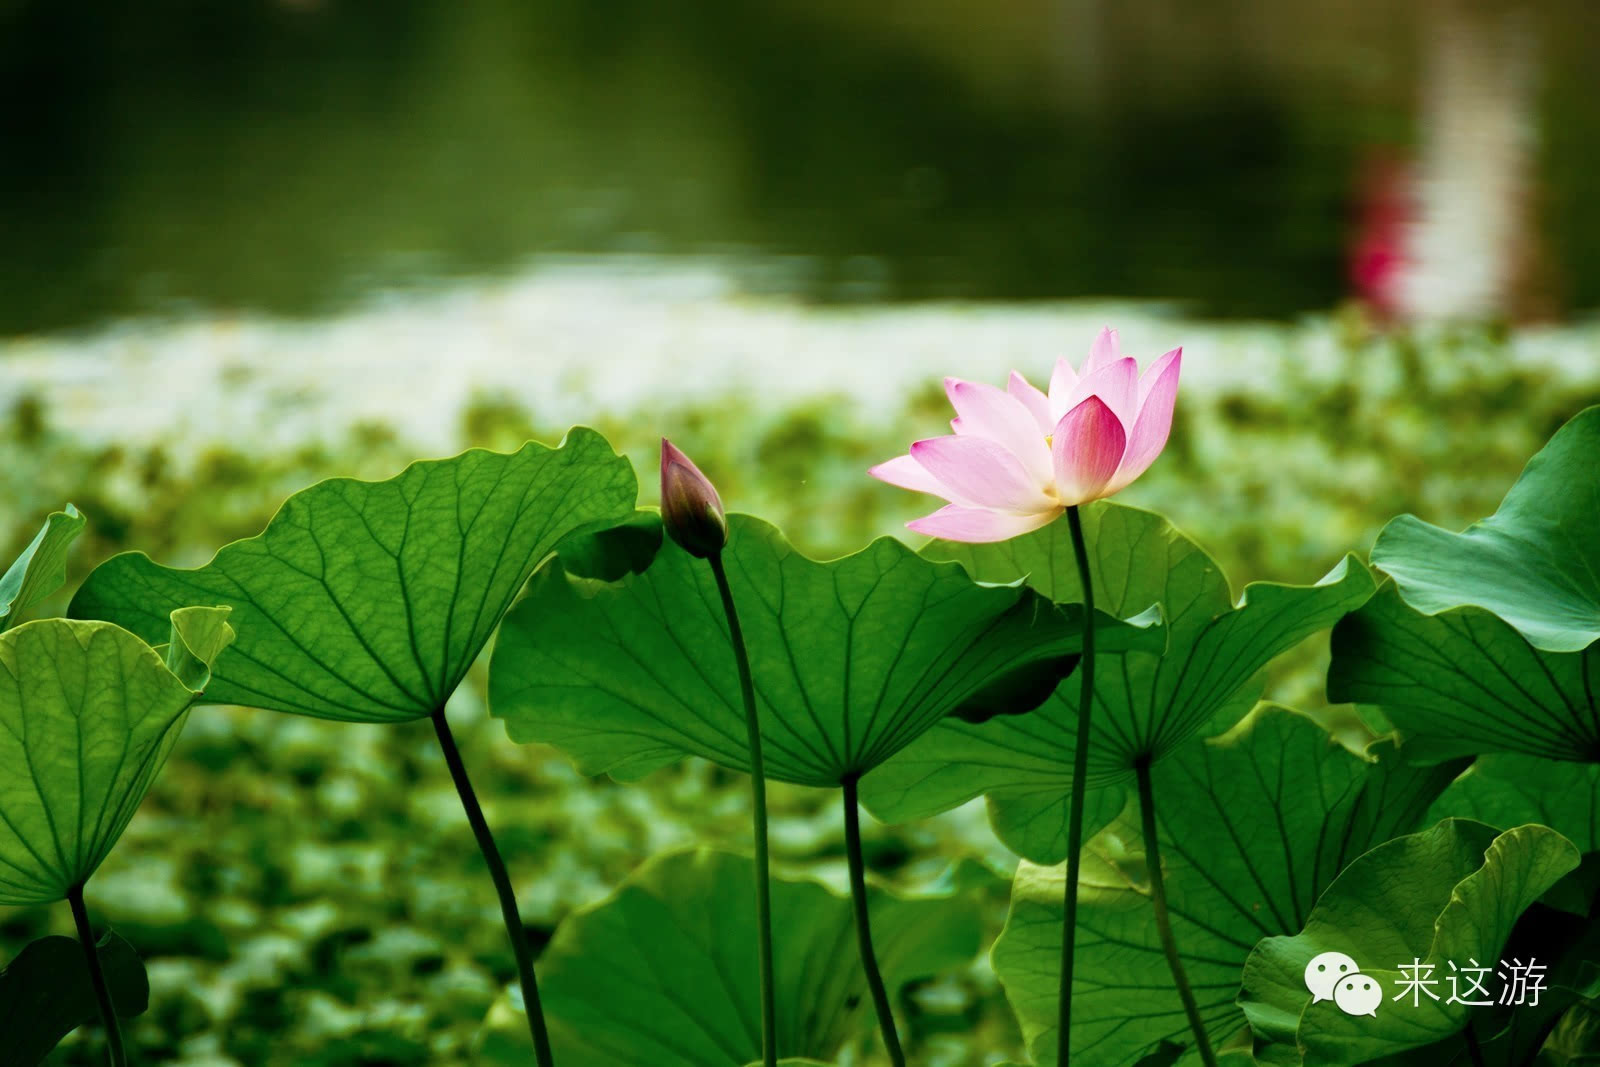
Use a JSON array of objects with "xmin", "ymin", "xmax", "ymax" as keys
[
  {"xmin": 1334, "ymin": 974, "xmax": 1382, "ymax": 1017},
  {"xmin": 1304, "ymin": 951, "xmax": 1361, "ymax": 1004}
]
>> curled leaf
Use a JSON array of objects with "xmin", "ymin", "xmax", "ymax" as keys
[{"xmin": 0, "ymin": 504, "xmax": 85, "ymax": 631}]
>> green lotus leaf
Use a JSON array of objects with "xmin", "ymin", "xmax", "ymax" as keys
[
  {"xmin": 0, "ymin": 504, "xmax": 86, "ymax": 631},
  {"xmin": 70, "ymin": 430, "xmax": 636, "ymax": 723},
  {"xmin": 0, "ymin": 608, "xmax": 233, "ymax": 904},
  {"xmin": 1430, "ymin": 754, "xmax": 1600, "ymax": 853},
  {"xmin": 1538, "ymin": 997, "xmax": 1600, "ymax": 1064},
  {"xmin": 489, "ymin": 513, "xmax": 1162, "ymax": 786},
  {"xmin": 988, "ymin": 706, "xmax": 1460, "ymax": 1065},
  {"xmin": 1371, "ymin": 406, "xmax": 1600, "ymax": 653},
  {"xmin": 554, "ymin": 509, "xmax": 664, "ymax": 582},
  {"xmin": 475, "ymin": 849, "xmax": 983, "ymax": 1065},
  {"xmin": 1329, "ymin": 581, "xmax": 1600, "ymax": 763},
  {"xmin": 0, "ymin": 931, "xmax": 149, "ymax": 1066},
  {"xmin": 860, "ymin": 502, "xmax": 1376, "ymax": 862},
  {"xmin": 1364, "ymin": 890, "xmax": 1600, "ymax": 1067},
  {"xmin": 1128, "ymin": 1043, "xmax": 1258, "ymax": 1066},
  {"xmin": 1239, "ymin": 820, "xmax": 1580, "ymax": 1066}
]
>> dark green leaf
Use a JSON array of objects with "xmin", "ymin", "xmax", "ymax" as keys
[
  {"xmin": 491, "ymin": 514, "xmax": 1161, "ymax": 786},
  {"xmin": 554, "ymin": 509, "xmax": 664, "ymax": 581},
  {"xmin": 861, "ymin": 503, "xmax": 1376, "ymax": 862},
  {"xmin": 0, "ymin": 505, "xmax": 85, "ymax": 631},
  {"xmin": 0, "ymin": 931, "xmax": 149, "ymax": 1067},
  {"xmin": 990, "ymin": 706, "xmax": 1460, "ymax": 1065},
  {"xmin": 947, "ymin": 652, "xmax": 1078, "ymax": 725},
  {"xmin": 1538, "ymin": 998, "xmax": 1600, "ymax": 1064},
  {"xmin": 1371, "ymin": 406, "xmax": 1600, "ymax": 653},
  {"xmin": 476, "ymin": 849, "xmax": 983, "ymax": 1065},
  {"xmin": 71, "ymin": 430, "xmax": 637, "ymax": 723},
  {"xmin": 1239, "ymin": 820, "xmax": 1579, "ymax": 1066},
  {"xmin": 1329, "ymin": 581, "xmax": 1600, "ymax": 763},
  {"xmin": 1391, "ymin": 886, "xmax": 1600, "ymax": 1067},
  {"xmin": 1430, "ymin": 755, "xmax": 1600, "ymax": 852}
]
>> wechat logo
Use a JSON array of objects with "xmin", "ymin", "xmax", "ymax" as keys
[{"xmin": 1305, "ymin": 951, "xmax": 1381, "ymax": 1017}]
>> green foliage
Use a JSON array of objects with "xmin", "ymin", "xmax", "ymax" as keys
[
  {"xmin": 1333, "ymin": 406, "xmax": 1600, "ymax": 765},
  {"xmin": 0, "ymin": 608, "xmax": 233, "ymax": 904},
  {"xmin": 860, "ymin": 503, "xmax": 1376, "ymax": 862},
  {"xmin": 988, "ymin": 707, "xmax": 1460, "ymax": 1066},
  {"xmin": 0, "ymin": 328, "xmax": 1593, "ymax": 1065},
  {"xmin": 1239, "ymin": 820, "xmax": 1580, "ymax": 1065},
  {"xmin": 1330, "ymin": 582, "xmax": 1600, "ymax": 763},
  {"xmin": 554, "ymin": 509, "xmax": 665, "ymax": 582},
  {"xmin": 0, "ymin": 931, "xmax": 149, "ymax": 1066},
  {"xmin": 70, "ymin": 430, "xmax": 636, "ymax": 723},
  {"xmin": 1430, "ymin": 754, "xmax": 1600, "ymax": 852},
  {"xmin": 491, "ymin": 513, "xmax": 1160, "ymax": 787},
  {"xmin": 1370, "ymin": 406, "xmax": 1600, "ymax": 653},
  {"xmin": 0, "ymin": 504, "xmax": 84, "ymax": 631},
  {"xmin": 1541, "ymin": 999, "xmax": 1600, "ymax": 1065},
  {"xmin": 475, "ymin": 849, "xmax": 983, "ymax": 1065}
]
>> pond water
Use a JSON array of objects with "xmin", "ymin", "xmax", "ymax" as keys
[{"xmin": 3, "ymin": 0, "xmax": 1597, "ymax": 334}]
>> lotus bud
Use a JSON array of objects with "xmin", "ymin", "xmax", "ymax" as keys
[{"xmin": 660, "ymin": 439, "xmax": 728, "ymax": 559}]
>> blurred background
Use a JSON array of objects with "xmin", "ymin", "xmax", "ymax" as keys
[
  {"xmin": 2, "ymin": 0, "xmax": 1600, "ymax": 325},
  {"xmin": 2, "ymin": 0, "xmax": 1598, "ymax": 1063}
]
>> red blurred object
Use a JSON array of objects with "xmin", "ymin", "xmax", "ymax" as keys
[{"xmin": 1348, "ymin": 152, "xmax": 1415, "ymax": 321}]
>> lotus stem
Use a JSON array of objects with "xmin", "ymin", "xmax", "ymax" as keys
[
  {"xmin": 66, "ymin": 885, "xmax": 127, "ymax": 1067},
  {"xmin": 1058, "ymin": 503, "xmax": 1095, "ymax": 1064},
  {"xmin": 1135, "ymin": 758, "xmax": 1217, "ymax": 1067},
  {"xmin": 708, "ymin": 552, "xmax": 779, "ymax": 1067},
  {"xmin": 842, "ymin": 775, "xmax": 907, "ymax": 1067},
  {"xmin": 431, "ymin": 708, "xmax": 555, "ymax": 1067}
]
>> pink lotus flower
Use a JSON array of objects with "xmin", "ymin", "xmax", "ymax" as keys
[{"xmin": 870, "ymin": 327, "xmax": 1182, "ymax": 542}]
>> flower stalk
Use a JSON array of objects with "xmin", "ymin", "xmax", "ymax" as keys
[
  {"xmin": 708, "ymin": 552, "xmax": 779, "ymax": 1067},
  {"xmin": 67, "ymin": 885, "xmax": 127, "ymax": 1067},
  {"xmin": 867, "ymin": 329, "xmax": 1184, "ymax": 1063},
  {"xmin": 1057, "ymin": 503, "xmax": 1096, "ymax": 1064},
  {"xmin": 843, "ymin": 775, "xmax": 907, "ymax": 1067},
  {"xmin": 664, "ymin": 439, "xmax": 778, "ymax": 1067},
  {"xmin": 1136, "ymin": 757, "xmax": 1218, "ymax": 1067}
]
